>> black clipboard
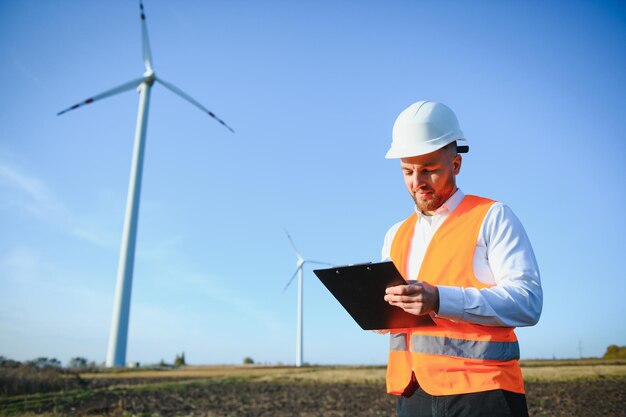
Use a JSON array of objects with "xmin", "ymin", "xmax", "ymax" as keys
[{"xmin": 313, "ymin": 261, "xmax": 435, "ymax": 330}]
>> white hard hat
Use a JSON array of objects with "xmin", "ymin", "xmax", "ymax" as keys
[{"xmin": 385, "ymin": 101, "xmax": 469, "ymax": 159}]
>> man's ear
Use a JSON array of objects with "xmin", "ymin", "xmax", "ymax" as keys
[{"xmin": 453, "ymin": 155, "xmax": 462, "ymax": 176}]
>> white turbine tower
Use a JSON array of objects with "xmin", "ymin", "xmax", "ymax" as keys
[
  {"xmin": 58, "ymin": 1, "xmax": 234, "ymax": 368},
  {"xmin": 282, "ymin": 231, "xmax": 331, "ymax": 367}
]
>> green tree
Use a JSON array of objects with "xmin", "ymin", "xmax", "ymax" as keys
[
  {"xmin": 28, "ymin": 357, "xmax": 61, "ymax": 368},
  {"xmin": 603, "ymin": 345, "xmax": 626, "ymax": 359},
  {"xmin": 0, "ymin": 356, "xmax": 20, "ymax": 368},
  {"xmin": 174, "ymin": 352, "xmax": 186, "ymax": 366},
  {"xmin": 68, "ymin": 357, "xmax": 88, "ymax": 369},
  {"xmin": 243, "ymin": 357, "xmax": 254, "ymax": 365}
]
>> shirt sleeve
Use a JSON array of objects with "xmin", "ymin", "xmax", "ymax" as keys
[
  {"xmin": 381, "ymin": 220, "xmax": 403, "ymax": 262},
  {"xmin": 436, "ymin": 203, "xmax": 543, "ymax": 327}
]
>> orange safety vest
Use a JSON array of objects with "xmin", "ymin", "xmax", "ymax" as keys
[{"xmin": 386, "ymin": 195, "xmax": 525, "ymax": 396}]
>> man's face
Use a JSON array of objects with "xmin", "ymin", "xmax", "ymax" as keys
[{"xmin": 400, "ymin": 147, "xmax": 462, "ymax": 215}]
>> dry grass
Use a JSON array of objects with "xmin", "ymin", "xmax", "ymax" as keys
[
  {"xmin": 0, "ymin": 365, "xmax": 84, "ymax": 396},
  {"xmin": 80, "ymin": 365, "xmax": 386, "ymax": 383},
  {"xmin": 520, "ymin": 358, "xmax": 626, "ymax": 367},
  {"xmin": 77, "ymin": 360, "xmax": 626, "ymax": 384},
  {"xmin": 254, "ymin": 366, "xmax": 385, "ymax": 383},
  {"xmin": 80, "ymin": 365, "xmax": 304, "ymax": 380},
  {"xmin": 522, "ymin": 364, "xmax": 626, "ymax": 382}
]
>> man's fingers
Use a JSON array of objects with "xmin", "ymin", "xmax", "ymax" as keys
[
  {"xmin": 385, "ymin": 284, "xmax": 424, "ymax": 303},
  {"xmin": 385, "ymin": 283, "xmax": 423, "ymax": 295},
  {"xmin": 385, "ymin": 284, "xmax": 410, "ymax": 295},
  {"xmin": 384, "ymin": 293, "xmax": 424, "ymax": 303},
  {"xmin": 384, "ymin": 281, "xmax": 438, "ymax": 317}
]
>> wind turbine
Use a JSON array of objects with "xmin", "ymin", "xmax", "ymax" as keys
[
  {"xmin": 58, "ymin": 1, "xmax": 234, "ymax": 368},
  {"xmin": 282, "ymin": 231, "xmax": 332, "ymax": 367}
]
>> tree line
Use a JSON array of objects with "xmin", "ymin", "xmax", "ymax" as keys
[{"xmin": 0, "ymin": 353, "xmax": 189, "ymax": 370}]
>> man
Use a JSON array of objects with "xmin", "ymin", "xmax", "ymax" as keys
[{"xmin": 380, "ymin": 101, "xmax": 542, "ymax": 417}]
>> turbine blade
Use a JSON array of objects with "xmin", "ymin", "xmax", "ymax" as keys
[
  {"xmin": 282, "ymin": 267, "xmax": 301, "ymax": 293},
  {"xmin": 155, "ymin": 77, "xmax": 234, "ymax": 133},
  {"xmin": 284, "ymin": 229, "xmax": 302, "ymax": 258},
  {"xmin": 139, "ymin": 0, "xmax": 154, "ymax": 72},
  {"xmin": 305, "ymin": 260, "xmax": 333, "ymax": 266},
  {"xmin": 57, "ymin": 77, "xmax": 146, "ymax": 116}
]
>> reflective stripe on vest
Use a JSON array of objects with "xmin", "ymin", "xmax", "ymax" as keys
[
  {"xmin": 390, "ymin": 333, "xmax": 407, "ymax": 351},
  {"xmin": 390, "ymin": 333, "xmax": 519, "ymax": 361},
  {"xmin": 411, "ymin": 334, "xmax": 520, "ymax": 361}
]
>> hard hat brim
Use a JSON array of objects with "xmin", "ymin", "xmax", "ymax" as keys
[{"xmin": 385, "ymin": 137, "xmax": 468, "ymax": 159}]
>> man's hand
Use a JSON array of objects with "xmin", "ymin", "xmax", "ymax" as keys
[{"xmin": 384, "ymin": 281, "xmax": 440, "ymax": 316}]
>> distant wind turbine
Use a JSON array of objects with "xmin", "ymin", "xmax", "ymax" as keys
[
  {"xmin": 282, "ymin": 231, "xmax": 332, "ymax": 367},
  {"xmin": 58, "ymin": 1, "xmax": 234, "ymax": 368}
]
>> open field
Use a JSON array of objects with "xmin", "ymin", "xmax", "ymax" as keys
[
  {"xmin": 74, "ymin": 358, "xmax": 626, "ymax": 383},
  {"xmin": 1, "ymin": 361, "xmax": 625, "ymax": 417}
]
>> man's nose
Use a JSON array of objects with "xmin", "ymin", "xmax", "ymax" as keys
[{"xmin": 411, "ymin": 173, "xmax": 425, "ymax": 190}]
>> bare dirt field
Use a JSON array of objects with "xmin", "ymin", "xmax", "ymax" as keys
[{"xmin": 1, "ymin": 363, "xmax": 625, "ymax": 417}]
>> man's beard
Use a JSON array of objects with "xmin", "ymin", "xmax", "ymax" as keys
[{"xmin": 411, "ymin": 190, "xmax": 447, "ymax": 214}]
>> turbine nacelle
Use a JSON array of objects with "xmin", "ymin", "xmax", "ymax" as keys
[
  {"xmin": 143, "ymin": 70, "xmax": 155, "ymax": 82},
  {"xmin": 282, "ymin": 230, "xmax": 331, "ymax": 293}
]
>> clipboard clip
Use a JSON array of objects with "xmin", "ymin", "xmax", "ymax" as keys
[{"xmin": 332, "ymin": 262, "xmax": 373, "ymax": 273}]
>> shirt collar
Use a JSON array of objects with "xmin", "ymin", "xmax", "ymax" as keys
[{"xmin": 414, "ymin": 188, "xmax": 465, "ymax": 220}]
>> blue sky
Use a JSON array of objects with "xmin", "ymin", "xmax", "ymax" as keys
[{"xmin": 1, "ymin": 0, "xmax": 625, "ymax": 366}]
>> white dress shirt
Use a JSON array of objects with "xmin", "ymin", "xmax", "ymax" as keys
[{"xmin": 381, "ymin": 189, "xmax": 542, "ymax": 327}]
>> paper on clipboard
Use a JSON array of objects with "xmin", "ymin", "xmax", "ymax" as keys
[{"xmin": 313, "ymin": 261, "xmax": 435, "ymax": 330}]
